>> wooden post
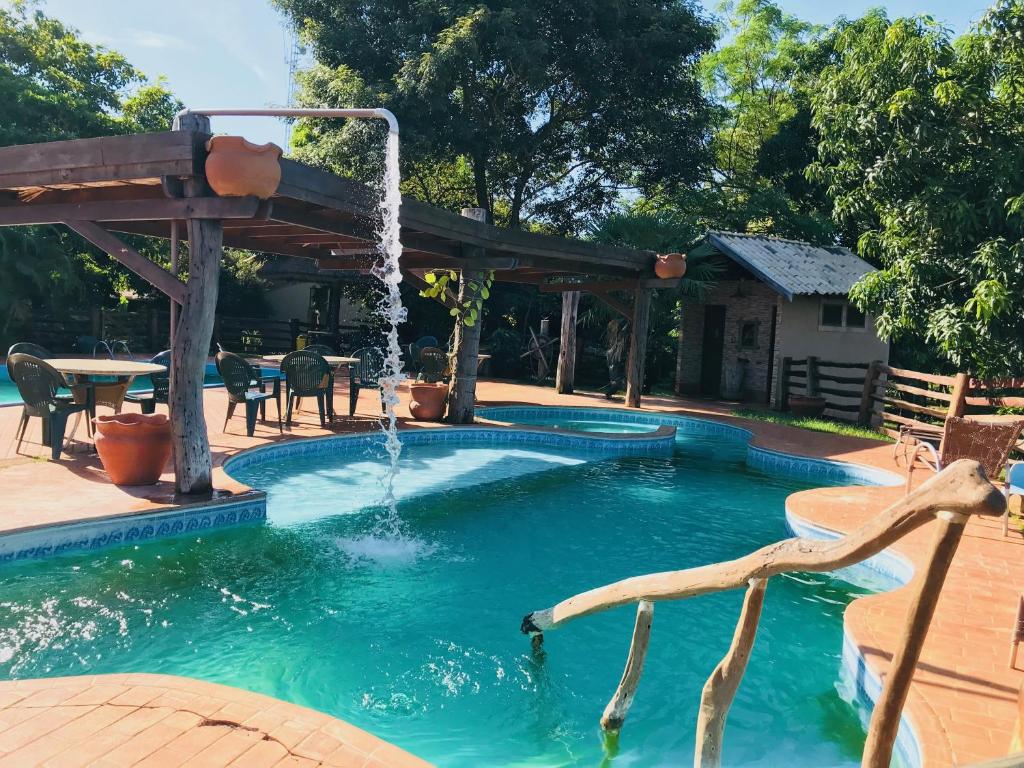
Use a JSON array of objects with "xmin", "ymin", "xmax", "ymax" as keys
[
  {"xmin": 674, "ymin": 300, "xmax": 685, "ymax": 396},
  {"xmin": 777, "ymin": 357, "xmax": 792, "ymax": 411},
  {"xmin": 601, "ymin": 600, "xmax": 654, "ymax": 734},
  {"xmin": 168, "ymin": 111, "xmax": 221, "ymax": 496},
  {"xmin": 862, "ymin": 510, "xmax": 970, "ymax": 768},
  {"xmin": 858, "ymin": 359, "xmax": 883, "ymax": 426},
  {"xmin": 169, "ymin": 219, "xmax": 180, "ymax": 349},
  {"xmin": 806, "ymin": 355, "xmax": 819, "ymax": 397},
  {"xmin": 695, "ymin": 578, "xmax": 768, "ymax": 768},
  {"xmin": 447, "ymin": 207, "xmax": 487, "ymax": 424},
  {"xmin": 625, "ymin": 288, "xmax": 652, "ymax": 408},
  {"xmin": 949, "ymin": 372, "xmax": 970, "ymax": 418},
  {"xmin": 555, "ymin": 290, "xmax": 580, "ymax": 394}
]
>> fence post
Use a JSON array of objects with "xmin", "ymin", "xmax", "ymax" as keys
[
  {"xmin": 948, "ymin": 372, "xmax": 970, "ymax": 418},
  {"xmin": 148, "ymin": 307, "xmax": 158, "ymax": 352},
  {"xmin": 289, "ymin": 318, "xmax": 301, "ymax": 349},
  {"xmin": 90, "ymin": 307, "xmax": 102, "ymax": 339},
  {"xmin": 858, "ymin": 360, "xmax": 882, "ymax": 426},
  {"xmin": 806, "ymin": 356, "xmax": 819, "ymax": 397},
  {"xmin": 778, "ymin": 357, "xmax": 791, "ymax": 411}
]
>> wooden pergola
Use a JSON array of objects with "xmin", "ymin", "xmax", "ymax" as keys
[{"xmin": 0, "ymin": 116, "xmax": 676, "ymax": 494}]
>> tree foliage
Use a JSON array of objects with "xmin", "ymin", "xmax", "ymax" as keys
[
  {"xmin": 279, "ymin": 0, "xmax": 717, "ymax": 233},
  {"xmin": 808, "ymin": 2, "xmax": 1024, "ymax": 375}
]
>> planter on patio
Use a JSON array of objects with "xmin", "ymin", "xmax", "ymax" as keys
[
  {"xmin": 788, "ymin": 395, "xmax": 827, "ymax": 418},
  {"xmin": 93, "ymin": 413, "xmax": 172, "ymax": 485},
  {"xmin": 408, "ymin": 383, "xmax": 448, "ymax": 421}
]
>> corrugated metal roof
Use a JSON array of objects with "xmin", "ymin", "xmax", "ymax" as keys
[{"xmin": 692, "ymin": 231, "xmax": 876, "ymax": 301}]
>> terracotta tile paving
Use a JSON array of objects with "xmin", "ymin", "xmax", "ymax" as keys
[{"xmin": 0, "ymin": 374, "xmax": 1021, "ymax": 765}]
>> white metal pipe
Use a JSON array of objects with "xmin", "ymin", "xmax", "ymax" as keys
[{"xmin": 173, "ymin": 107, "xmax": 399, "ymax": 136}]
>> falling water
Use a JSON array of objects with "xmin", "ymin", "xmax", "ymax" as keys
[{"xmin": 366, "ymin": 129, "xmax": 408, "ymax": 539}]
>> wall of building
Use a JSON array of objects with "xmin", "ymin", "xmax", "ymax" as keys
[
  {"xmin": 769, "ymin": 295, "xmax": 890, "ymax": 404},
  {"xmin": 677, "ymin": 280, "xmax": 780, "ymax": 403}
]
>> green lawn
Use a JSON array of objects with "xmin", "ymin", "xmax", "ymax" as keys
[{"xmin": 731, "ymin": 408, "xmax": 892, "ymax": 442}]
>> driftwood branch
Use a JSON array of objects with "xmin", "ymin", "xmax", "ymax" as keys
[
  {"xmin": 695, "ymin": 578, "xmax": 767, "ymax": 768},
  {"xmin": 600, "ymin": 600, "xmax": 654, "ymax": 733},
  {"xmin": 861, "ymin": 510, "xmax": 968, "ymax": 767},
  {"xmin": 521, "ymin": 461, "xmax": 1004, "ymax": 634}
]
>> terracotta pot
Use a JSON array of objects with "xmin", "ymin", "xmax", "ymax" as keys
[
  {"xmin": 205, "ymin": 136, "xmax": 283, "ymax": 199},
  {"xmin": 409, "ymin": 383, "xmax": 448, "ymax": 421},
  {"xmin": 655, "ymin": 252, "xmax": 687, "ymax": 280},
  {"xmin": 788, "ymin": 395, "xmax": 827, "ymax": 419},
  {"xmin": 93, "ymin": 413, "xmax": 172, "ymax": 485}
]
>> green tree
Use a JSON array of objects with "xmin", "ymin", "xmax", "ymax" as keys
[
  {"xmin": 808, "ymin": 3, "xmax": 1024, "ymax": 375},
  {"xmin": 279, "ymin": 0, "xmax": 717, "ymax": 233}
]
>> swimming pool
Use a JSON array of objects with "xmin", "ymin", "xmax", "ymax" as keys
[{"xmin": 0, "ymin": 411, "xmax": 909, "ymax": 766}]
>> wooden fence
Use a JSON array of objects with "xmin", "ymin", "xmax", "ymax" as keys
[
  {"xmin": 4, "ymin": 307, "xmax": 369, "ymax": 356},
  {"xmin": 778, "ymin": 356, "xmax": 883, "ymax": 425}
]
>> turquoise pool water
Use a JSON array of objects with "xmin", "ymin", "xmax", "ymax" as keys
[{"xmin": 0, "ymin": 428, "xmax": 894, "ymax": 767}]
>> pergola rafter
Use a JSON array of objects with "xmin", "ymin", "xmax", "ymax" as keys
[{"xmin": 0, "ymin": 124, "xmax": 675, "ymax": 491}]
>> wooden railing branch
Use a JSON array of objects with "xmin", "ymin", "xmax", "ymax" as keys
[
  {"xmin": 521, "ymin": 461, "xmax": 1002, "ymax": 633},
  {"xmin": 600, "ymin": 600, "xmax": 654, "ymax": 734},
  {"xmin": 695, "ymin": 577, "xmax": 767, "ymax": 768}
]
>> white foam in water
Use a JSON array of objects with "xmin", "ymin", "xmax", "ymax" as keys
[{"xmin": 334, "ymin": 534, "xmax": 436, "ymax": 565}]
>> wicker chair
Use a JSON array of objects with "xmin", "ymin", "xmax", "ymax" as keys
[
  {"xmin": 124, "ymin": 350, "xmax": 171, "ymax": 414},
  {"xmin": 8, "ymin": 354, "xmax": 90, "ymax": 460},
  {"xmin": 407, "ymin": 336, "xmax": 439, "ymax": 373},
  {"xmin": 349, "ymin": 346, "xmax": 385, "ymax": 416},
  {"xmin": 281, "ymin": 350, "xmax": 332, "ymax": 427},
  {"xmin": 906, "ymin": 416, "xmax": 1024, "ymax": 493},
  {"xmin": 418, "ymin": 346, "xmax": 448, "ymax": 383},
  {"xmin": 216, "ymin": 351, "xmax": 282, "ymax": 436}
]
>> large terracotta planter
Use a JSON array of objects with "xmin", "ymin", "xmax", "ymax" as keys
[
  {"xmin": 788, "ymin": 395, "xmax": 827, "ymax": 418},
  {"xmin": 409, "ymin": 383, "xmax": 448, "ymax": 421},
  {"xmin": 655, "ymin": 252, "xmax": 687, "ymax": 280},
  {"xmin": 93, "ymin": 413, "xmax": 172, "ymax": 485},
  {"xmin": 205, "ymin": 136, "xmax": 283, "ymax": 199}
]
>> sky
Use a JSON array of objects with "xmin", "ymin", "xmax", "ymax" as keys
[{"xmin": 29, "ymin": 0, "xmax": 991, "ymax": 147}]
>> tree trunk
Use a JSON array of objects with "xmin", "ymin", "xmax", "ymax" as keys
[
  {"xmin": 625, "ymin": 288, "xmax": 652, "ymax": 408},
  {"xmin": 170, "ymin": 217, "xmax": 222, "ymax": 495},
  {"xmin": 447, "ymin": 207, "xmax": 488, "ymax": 424},
  {"xmin": 556, "ymin": 291, "xmax": 580, "ymax": 394}
]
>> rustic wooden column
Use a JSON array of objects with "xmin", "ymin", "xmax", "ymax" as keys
[
  {"xmin": 674, "ymin": 300, "xmax": 685, "ymax": 396},
  {"xmin": 169, "ymin": 219, "xmax": 180, "ymax": 349},
  {"xmin": 447, "ymin": 207, "xmax": 487, "ymax": 424},
  {"xmin": 555, "ymin": 290, "xmax": 580, "ymax": 394},
  {"xmin": 625, "ymin": 288, "xmax": 652, "ymax": 408},
  {"xmin": 169, "ymin": 111, "xmax": 221, "ymax": 495}
]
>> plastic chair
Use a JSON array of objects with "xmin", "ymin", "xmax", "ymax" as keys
[
  {"xmin": 8, "ymin": 354, "xmax": 90, "ymax": 460},
  {"xmin": 349, "ymin": 346, "xmax": 385, "ymax": 416},
  {"xmin": 1006, "ymin": 462, "xmax": 1024, "ymax": 538},
  {"xmin": 124, "ymin": 350, "xmax": 171, "ymax": 414},
  {"xmin": 281, "ymin": 350, "xmax": 332, "ymax": 427},
  {"xmin": 216, "ymin": 351, "xmax": 282, "ymax": 436}
]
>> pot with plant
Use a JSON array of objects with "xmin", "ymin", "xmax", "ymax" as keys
[
  {"xmin": 409, "ymin": 347, "xmax": 449, "ymax": 420},
  {"xmin": 241, "ymin": 329, "xmax": 263, "ymax": 355}
]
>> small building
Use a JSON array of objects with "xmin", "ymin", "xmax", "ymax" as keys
[{"xmin": 676, "ymin": 231, "xmax": 889, "ymax": 405}]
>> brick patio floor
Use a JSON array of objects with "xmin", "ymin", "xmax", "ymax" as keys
[{"xmin": 0, "ymin": 376, "xmax": 1021, "ymax": 766}]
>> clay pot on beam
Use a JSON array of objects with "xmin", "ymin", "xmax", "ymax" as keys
[
  {"xmin": 655, "ymin": 252, "xmax": 687, "ymax": 280},
  {"xmin": 205, "ymin": 136, "xmax": 283, "ymax": 199}
]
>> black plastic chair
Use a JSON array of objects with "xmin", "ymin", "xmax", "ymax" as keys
[
  {"xmin": 124, "ymin": 350, "xmax": 171, "ymax": 414},
  {"xmin": 216, "ymin": 351, "xmax": 282, "ymax": 436},
  {"xmin": 8, "ymin": 354, "xmax": 90, "ymax": 460},
  {"xmin": 349, "ymin": 346, "xmax": 385, "ymax": 416},
  {"xmin": 281, "ymin": 350, "xmax": 332, "ymax": 427},
  {"xmin": 304, "ymin": 343, "xmax": 336, "ymax": 355}
]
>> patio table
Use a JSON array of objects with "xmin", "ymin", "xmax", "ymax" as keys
[
  {"xmin": 261, "ymin": 354, "xmax": 360, "ymax": 422},
  {"xmin": 47, "ymin": 359, "xmax": 168, "ymax": 438}
]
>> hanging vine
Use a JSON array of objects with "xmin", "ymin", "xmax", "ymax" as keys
[{"xmin": 419, "ymin": 269, "xmax": 495, "ymax": 327}]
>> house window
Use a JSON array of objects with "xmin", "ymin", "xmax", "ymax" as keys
[
  {"xmin": 819, "ymin": 299, "xmax": 867, "ymax": 331},
  {"xmin": 739, "ymin": 320, "xmax": 759, "ymax": 349}
]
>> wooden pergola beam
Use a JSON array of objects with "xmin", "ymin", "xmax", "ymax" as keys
[
  {"xmin": 592, "ymin": 291, "xmax": 634, "ymax": 321},
  {"xmin": 0, "ymin": 196, "xmax": 263, "ymax": 226},
  {"xmin": 64, "ymin": 220, "xmax": 186, "ymax": 305},
  {"xmin": 539, "ymin": 277, "xmax": 680, "ymax": 293}
]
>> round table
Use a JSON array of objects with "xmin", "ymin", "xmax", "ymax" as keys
[
  {"xmin": 47, "ymin": 359, "xmax": 168, "ymax": 427},
  {"xmin": 261, "ymin": 354, "xmax": 361, "ymax": 421}
]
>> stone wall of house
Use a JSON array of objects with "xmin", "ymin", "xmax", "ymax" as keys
[{"xmin": 677, "ymin": 280, "xmax": 781, "ymax": 403}]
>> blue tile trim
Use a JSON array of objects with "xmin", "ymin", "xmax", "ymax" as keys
[
  {"xmin": 0, "ymin": 495, "xmax": 266, "ymax": 564},
  {"xmin": 223, "ymin": 424, "xmax": 676, "ymax": 475}
]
